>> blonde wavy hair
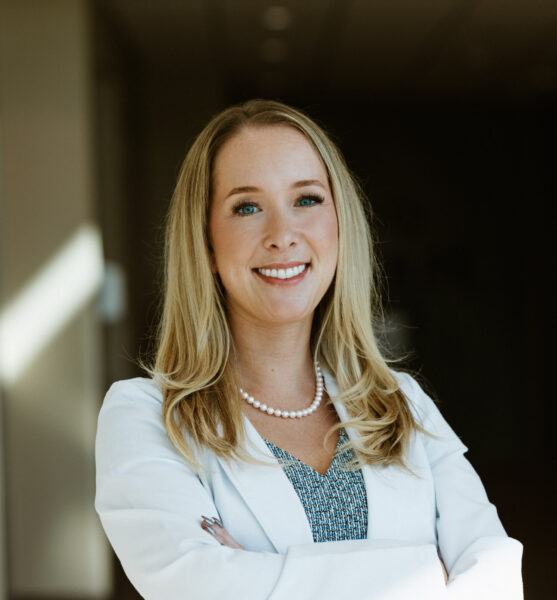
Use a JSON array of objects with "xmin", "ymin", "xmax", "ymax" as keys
[{"xmin": 151, "ymin": 99, "xmax": 420, "ymax": 472}]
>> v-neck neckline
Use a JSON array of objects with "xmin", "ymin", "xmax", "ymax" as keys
[{"xmin": 263, "ymin": 427, "xmax": 348, "ymax": 477}]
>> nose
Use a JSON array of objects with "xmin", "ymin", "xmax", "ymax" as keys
[{"xmin": 263, "ymin": 209, "xmax": 298, "ymax": 250}]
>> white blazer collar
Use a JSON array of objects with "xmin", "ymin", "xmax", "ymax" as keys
[
  {"xmin": 215, "ymin": 415, "xmax": 313, "ymax": 553},
  {"xmin": 324, "ymin": 369, "xmax": 434, "ymax": 542},
  {"xmin": 214, "ymin": 367, "xmax": 399, "ymax": 552}
]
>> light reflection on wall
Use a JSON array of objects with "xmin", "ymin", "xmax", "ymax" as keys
[{"xmin": 0, "ymin": 224, "xmax": 104, "ymax": 386}]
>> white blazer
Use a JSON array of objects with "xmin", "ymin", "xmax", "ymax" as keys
[{"xmin": 95, "ymin": 370, "xmax": 523, "ymax": 600}]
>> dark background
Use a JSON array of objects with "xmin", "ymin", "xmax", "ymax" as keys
[{"xmin": 93, "ymin": 1, "xmax": 556, "ymax": 598}]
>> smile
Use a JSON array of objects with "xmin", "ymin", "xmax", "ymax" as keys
[{"xmin": 256, "ymin": 264, "xmax": 307, "ymax": 280}]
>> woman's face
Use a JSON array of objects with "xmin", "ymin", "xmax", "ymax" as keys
[{"xmin": 209, "ymin": 125, "xmax": 338, "ymax": 329}]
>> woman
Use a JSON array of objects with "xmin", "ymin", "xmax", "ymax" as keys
[{"xmin": 95, "ymin": 100, "xmax": 523, "ymax": 599}]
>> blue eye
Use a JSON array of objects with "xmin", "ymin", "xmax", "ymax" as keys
[
  {"xmin": 234, "ymin": 203, "xmax": 260, "ymax": 216},
  {"xmin": 296, "ymin": 195, "xmax": 324, "ymax": 207}
]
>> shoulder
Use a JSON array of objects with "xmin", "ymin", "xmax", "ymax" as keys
[
  {"xmin": 100, "ymin": 377, "xmax": 164, "ymax": 425},
  {"xmin": 98, "ymin": 377, "xmax": 165, "ymax": 438},
  {"xmin": 391, "ymin": 369, "xmax": 468, "ymax": 457},
  {"xmin": 96, "ymin": 377, "xmax": 179, "ymax": 475},
  {"xmin": 390, "ymin": 370, "xmax": 433, "ymax": 424},
  {"xmin": 104, "ymin": 377, "xmax": 163, "ymax": 407}
]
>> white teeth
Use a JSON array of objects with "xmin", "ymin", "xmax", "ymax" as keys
[{"xmin": 258, "ymin": 264, "xmax": 307, "ymax": 279}]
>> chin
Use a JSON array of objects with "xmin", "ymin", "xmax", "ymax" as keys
[{"xmin": 262, "ymin": 303, "xmax": 314, "ymax": 325}]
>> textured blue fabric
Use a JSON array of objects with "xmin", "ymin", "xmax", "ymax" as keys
[{"xmin": 264, "ymin": 428, "xmax": 368, "ymax": 543}]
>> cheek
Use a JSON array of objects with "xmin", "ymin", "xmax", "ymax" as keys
[
  {"xmin": 324, "ymin": 218, "xmax": 339, "ymax": 284},
  {"xmin": 318, "ymin": 209, "xmax": 339, "ymax": 260},
  {"xmin": 209, "ymin": 218, "xmax": 251, "ymax": 276}
]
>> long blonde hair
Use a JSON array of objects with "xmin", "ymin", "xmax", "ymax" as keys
[{"xmin": 151, "ymin": 99, "xmax": 420, "ymax": 472}]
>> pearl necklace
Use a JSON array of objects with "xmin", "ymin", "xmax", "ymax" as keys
[{"xmin": 240, "ymin": 362, "xmax": 323, "ymax": 419}]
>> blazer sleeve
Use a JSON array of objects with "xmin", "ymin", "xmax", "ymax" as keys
[
  {"xmin": 95, "ymin": 380, "xmax": 448, "ymax": 600},
  {"xmin": 397, "ymin": 372, "xmax": 524, "ymax": 599}
]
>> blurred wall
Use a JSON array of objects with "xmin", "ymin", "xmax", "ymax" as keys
[{"xmin": 0, "ymin": 0, "xmax": 110, "ymax": 597}]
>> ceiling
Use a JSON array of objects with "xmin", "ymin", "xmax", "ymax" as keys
[{"xmin": 98, "ymin": 0, "xmax": 557, "ymax": 98}]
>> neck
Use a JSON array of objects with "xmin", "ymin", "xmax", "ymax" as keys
[{"xmin": 229, "ymin": 313, "xmax": 316, "ymax": 406}]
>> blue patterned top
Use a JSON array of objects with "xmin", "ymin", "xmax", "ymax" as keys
[{"xmin": 264, "ymin": 428, "xmax": 368, "ymax": 543}]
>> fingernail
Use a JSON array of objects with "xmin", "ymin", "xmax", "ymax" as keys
[
  {"xmin": 201, "ymin": 518, "xmax": 217, "ymax": 535},
  {"xmin": 202, "ymin": 515, "xmax": 223, "ymax": 528}
]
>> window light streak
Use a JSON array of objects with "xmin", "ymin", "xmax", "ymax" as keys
[{"xmin": 0, "ymin": 225, "xmax": 103, "ymax": 386}]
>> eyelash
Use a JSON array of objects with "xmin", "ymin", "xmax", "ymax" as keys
[
  {"xmin": 296, "ymin": 194, "xmax": 325, "ymax": 207},
  {"xmin": 232, "ymin": 194, "xmax": 325, "ymax": 216}
]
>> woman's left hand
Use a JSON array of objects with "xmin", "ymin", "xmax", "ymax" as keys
[{"xmin": 201, "ymin": 516, "xmax": 245, "ymax": 549}]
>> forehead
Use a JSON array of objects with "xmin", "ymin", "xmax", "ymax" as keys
[{"xmin": 212, "ymin": 125, "xmax": 328, "ymax": 191}]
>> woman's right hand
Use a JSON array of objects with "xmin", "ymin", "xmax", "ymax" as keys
[{"xmin": 201, "ymin": 516, "xmax": 245, "ymax": 549}]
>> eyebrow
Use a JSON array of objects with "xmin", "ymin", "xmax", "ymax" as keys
[{"xmin": 225, "ymin": 179, "xmax": 326, "ymax": 199}]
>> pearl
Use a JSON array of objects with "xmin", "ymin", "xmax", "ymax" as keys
[{"xmin": 239, "ymin": 362, "xmax": 323, "ymax": 419}]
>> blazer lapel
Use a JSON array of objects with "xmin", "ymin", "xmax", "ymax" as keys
[
  {"xmin": 323, "ymin": 368, "xmax": 404, "ymax": 541},
  {"xmin": 215, "ymin": 415, "xmax": 314, "ymax": 553},
  {"xmin": 215, "ymin": 368, "xmax": 407, "ymax": 551}
]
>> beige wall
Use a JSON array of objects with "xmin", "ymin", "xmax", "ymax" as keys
[{"xmin": 0, "ymin": 0, "xmax": 110, "ymax": 597}]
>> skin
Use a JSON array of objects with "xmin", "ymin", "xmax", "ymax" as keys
[
  {"xmin": 209, "ymin": 124, "xmax": 341, "ymax": 474},
  {"xmin": 209, "ymin": 124, "xmax": 339, "ymax": 331},
  {"xmin": 203, "ymin": 124, "xmax": 449, "ymax": 583}
]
